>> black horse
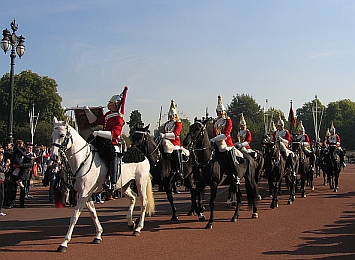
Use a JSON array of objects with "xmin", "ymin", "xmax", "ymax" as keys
[
  {"xmin": 183, "ymin": 119, "xmax": 259, "ymax": 229},
  {"xmin": 262, "ymin": 135, "xmax": 297, "ymax": 208},
  {"xmin": 324, "ymin": 144, "xmax": 341, "ymax": 192},
  {"xmin": 131, "ymin": 125, "xmax": 201, "ymax": 220},
  {"xmin": 291, "ymin": 141, "xmax": 314, "ymax": 197}
]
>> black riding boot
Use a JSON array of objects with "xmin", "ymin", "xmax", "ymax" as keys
[
  {"xmin": 172, "ymin": 150, "xmax": 183, "ymax": 185},
  {"xmin": 228, "ymin": 147, "xmax": 242, "ymax": 175},
  {"xmin": 288, "ymin": 153, "xmax": 297, "ymax": 176},
  {"xmin": 339, "ymin": 150, "xmax": 346, "ymax": 167}
]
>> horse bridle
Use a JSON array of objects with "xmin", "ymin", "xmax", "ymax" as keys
[
  {"xmin": 186, "ymin": 121, "xmax": 213, "ymax": 167},
  {"xmin": 52, "ymin": 125, "xmax": 94, "ymax": 177}
]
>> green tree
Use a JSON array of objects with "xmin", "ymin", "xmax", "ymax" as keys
[
  {"xmin": 227, "ymin": 94, "xmax": 264, "ymax": 149},
  {"xmin": 180, "ymin": 118, "xmax": 191, "ymax": 141},
  {"xmin": 127, "ymin": 110, "xmax": 143, "ymax": 138},
  {"xmin": 324, "ymin": 99, "xmax": 355, "ymax": 150},
  {"xmin": 0, "ymin": 70, "xmax": 64, "ymax": 145}
]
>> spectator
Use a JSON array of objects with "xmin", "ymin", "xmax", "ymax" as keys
[
  {"xmin": 0, "ymin": 148, "xmax": 10, "ymax": 216},
  {"xmin": 13, "ymin": 143, "xmax": 35, "ymax": 208},
  {"xmin": 47, "ymin": 158, "xmax": 59, "ymax": 203}
]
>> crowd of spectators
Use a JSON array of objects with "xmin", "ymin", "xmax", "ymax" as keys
[{"xmin": 0, "ymin": 140, "xmax": 122, "ymax": 217}]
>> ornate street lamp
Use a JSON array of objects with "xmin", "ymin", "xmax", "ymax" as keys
[{"xmin": 1, "ymin": 19, "xmax": 26, "ymax": 145}]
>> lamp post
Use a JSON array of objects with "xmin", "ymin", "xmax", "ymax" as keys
[{"xmin": 1, "ymin": 19, "xmax": 25, "ymax": 145}]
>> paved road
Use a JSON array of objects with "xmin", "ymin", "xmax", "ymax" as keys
[{"xmin": 0, "ymin": 165, "xmax": 354, "ymax": 260}]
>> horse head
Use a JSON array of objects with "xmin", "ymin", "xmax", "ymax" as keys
[
  {"xmin": 52, "ymin": 117, "xmax": 74, "ymax": 162},
  {"xmin": 131, "ymin": 124, "xmax": 160, "ymax": 166}
]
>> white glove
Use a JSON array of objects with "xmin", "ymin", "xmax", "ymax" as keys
[
  {"xmin": 160, "ymin": 133, "xmax": 166, "ymax": 138},
  {"xmin": 93, "ymin": 130, "xmax": 112, "ymax": 140},
  {"xmin": 241, "ymin": 141, "xmax": 249, "ymax": 147},
  {"xmin": 84, "ymin": 106, "xmax": 97, "ymax": 123},
  {"xmin": 211, "ymin": 134, "xmax": 227, "ymax": 143},
  {"xmin": 210, "ymin": 138, "xmax": 215, "ymax": 143}
]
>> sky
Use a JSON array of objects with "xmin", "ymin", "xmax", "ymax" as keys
[{"xmin": 1, "ymin": 0, "xmax": 354, "ymax": 135}]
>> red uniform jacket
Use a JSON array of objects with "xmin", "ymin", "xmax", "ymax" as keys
[
  {"xmin": 213, "ymin": 117, "xmax": 233, "ymax": 147},
  {"xmin": 94, "ymin": 111, "xmax": 124, "ymax": 145},
  {"xmin": 236, "ymin": 129, "xmax": 252, "ymax": 149},
  {"xmin": 273, "ymin": 129, "xmax": 291, "ymax": 148},
  {"xmin": 163, "ymin": 120, "xmax": 182, "ymax": 146}
]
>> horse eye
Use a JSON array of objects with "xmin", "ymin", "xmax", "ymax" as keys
[{"xmin": 60, "ymin": 134, "xmax": 65, "ymax": 138}]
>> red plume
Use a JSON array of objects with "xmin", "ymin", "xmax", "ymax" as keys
[{"xmin": 120, "ymin": 86, "xmax": 128, "ymax": 114}]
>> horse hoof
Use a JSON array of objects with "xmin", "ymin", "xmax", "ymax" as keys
[
  {"xmin": 288, "ymin": 200, "xmax": 292, "ymax": 205},
  {"xmin": 57, "ymin": 245, "xmax": 67, "ymax": 253},
  {"xmin": 252, "ymin": 213, "xmax": 258, "ymax": 219},
  {"xmin": 231, "ymin": 216, "xmax": 238, "ymax": 222},
  {"xmin": 187, "ymin": 211, "xmax": 194, "ymax": 216},
  {"xmin": 302, "ymin": 194, "xmax": 307, "ymax": 198},
  {"xmin": 311, "ymin": 186, "xmax": 314, "ymax": 191},
  {"xmin": 200, "ymin": 206, "xmax": 205, "ymax": 213},
  {"xmin": 92, "ymin": 238, "xmax": 102, "ymax": 244},
  {"xmin": 132, "ymin": 230, "xmax": 141, "ymax": 236},
  {"xmin": 270, "ymin": 204, "xmax": 274, "ymax": 209},
  {"xmin": 128, "ymin": 224, "xmax": 135, "ymax": 230},
  {"xmin": 226, "ymin": 203, "xmax": 232, "ymax": 208},
  {"xmin": 276, "ymin": 203, "xmax": 279, "ymax": 208},
  {"xmin": 257, "ymin": 195, "xmax": 262, "ymax": 201},
  {"xmin": 205, "ymin": 223, "xmax": 213, "ymax": 229},
  {"xmin": 334, "ymin": 189, "xmax": 338, "ymax": 192},
  {"xmin": 170, "ymin": 216, "xmax": 179, "ymax": 221},
  {"xmin": 198, "ymin": 214, "xmax": 205, "ymax": 221}
]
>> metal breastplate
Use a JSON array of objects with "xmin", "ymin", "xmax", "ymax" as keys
[
  {"xmin": 165, "ymin": 120, "xmax": 176, "ymax": 133},
  {"xmin": 214, "ymin": 117, "xmax": 226, "ymax": 135}
]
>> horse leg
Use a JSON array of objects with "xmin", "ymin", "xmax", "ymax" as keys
[
  {"xmin": 226, "ymin": 185, "xmax": 232, "ymax": 207},
  {"xmin": 164, "ymin": 180, "xmax": 178, "ymax": 221},
  {"xmin": 132, "ymin": 180, "xmax": 148, "ymax": 236},
  {"xmin": 122, "ymin": 185, "xmax": 137, "ymax": 230},
  {"xmin": 334, "ymin": 171, "xmax": 339, "ymax": 192},
  {"xmin": 301, "ymin": 172, "xmax": 306, "ymax": 198},
  {"xmin": 287, "ymin": 175, "xmax": 296, "ymax": 205},
  {"xmin": 191, "ymin": 183, "xmax": 206, "ymax": 221},
  {"xmin": 57, "ymin": 196, "xmax": 87, "ymax": 252},
  {"xmin": 231, "ymin": 184, "xmax": 241, "ymax": 222},
  {"xmin": 205, "ymin": 182, "xmax": 217, "ymax": 229},
  {"xmin": 85, "ymin": 199, "xmax": 103, "ymax": 244}
]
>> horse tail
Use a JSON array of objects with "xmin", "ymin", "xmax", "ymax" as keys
[
  {"xmin": 244, "ymin": 161, "xmax": 258, "ymax": 206},
  {"xmin": 145, "ymin": 174, "xmax": 155, "ymax": 216}
]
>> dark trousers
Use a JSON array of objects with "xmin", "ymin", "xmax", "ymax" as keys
[{"xmin": 0, "ymin": 182, "xmax": 4, "ymax": 211}]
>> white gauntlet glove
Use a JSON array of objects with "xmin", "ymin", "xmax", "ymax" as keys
[{"xmin": 84, "ymin": 106, "xmax": 97, "ymax": 124}]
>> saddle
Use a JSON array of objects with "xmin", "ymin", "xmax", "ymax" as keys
[{"xmin": 89, "ymin": 136, "xmax": 145, "ymax": 163}]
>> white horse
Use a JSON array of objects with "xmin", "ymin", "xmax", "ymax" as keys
[{"xmin": 51, "ymin": 117, "xmax": 155, "ymax": 252}]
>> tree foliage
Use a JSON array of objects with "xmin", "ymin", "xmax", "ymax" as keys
[
  {"xmin": 227, "ymin": 94, "xmax": 264, "ymax": 149},
  {"xmin": 127, "ymin": 110, "xmax": 143, "ymax": 138},
  {"xmin": 0, "ymin": 70, "xmax": 64, "ymax": 145}
]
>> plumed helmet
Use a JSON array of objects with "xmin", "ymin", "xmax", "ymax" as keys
[
  {"xmin": 239, "ymin": 113, "xmax": 246, "ymax": 126},
  {"xmin": 270, "ymin": 121, "xmax": 276, "ymax": 132},
  {"xmin": 297, "ymin": 120, "xmax": 305, "ymax": 134},
  {"xmin": 330, "ymin": 122, "xmax": 336, "ymax": 134},
  {"xmin": 216, "ymin": 95, "xmax": 226, "ymax": 112},
  {"xmin": 168, "ymin": 99, "xmax": 178, "ymax": 116},
  {"xmin": 277, "ymin": 114, "xmax": 284, "ymax": 127},
  {"xmin": 108, "ymin": 94, "xmax": 121, "ymax": 105}
]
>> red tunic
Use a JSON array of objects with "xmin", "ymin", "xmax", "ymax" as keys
[
  {"xmin": 94, "ymin": 111, "xmax": 124, "ymax": 145},
  {"xmin": 212, "ymin": 117, "xmax": 233, "ymax": 147},
  {"xmin": 273, "ymin": 129, "xmax": 291, "ymax": 148},
  {"xmin": 326, "ymin": 134, "xmax": 341, "ymax": 145},
  {"xmin": 163, "ymin": 120, "xmax": 182, "ymax": 146},
  {"xmin": 236, "ymin": 129, "xmax": 252, "ymax": 149}
]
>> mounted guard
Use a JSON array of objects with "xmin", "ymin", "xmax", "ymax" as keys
[
  {"xmin": 272, "ymin": 114, "xmax": 297, "ymax": 176},
  {"xmin": 295, "ymin": 120, "xmax": 315, "ymax": 171},
  {"xmin": 326, "ymin": 122, "xmax": 346, "ymax": 168},
  {"xmin": 210, "ymin": 95, "xmax": 243, "ymax": 175},
  {"xmin": 234, "ymin": 113, "xmax": 257, "ymax": 159},
  {"xmin": 160, "ymin": 99, "xmax": 184, "ymax": 183},
  {"xmin": 84, "ymin": 86, "xmax": 128, "ymax": 190}
]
